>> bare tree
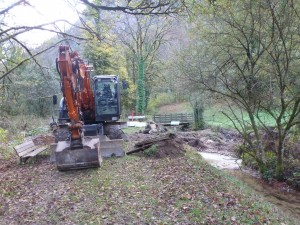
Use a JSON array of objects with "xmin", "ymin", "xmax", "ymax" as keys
[
  {"xmin": 0, "ymin": 0, "xmax": 187, "ymax": 82},
  {"xmin": 79, "ymin": 0, "xmax": 185, "ymax": 15},
  {"xmin": 0, "ymin": 1, "xmax": 89, "ymax": 82}
]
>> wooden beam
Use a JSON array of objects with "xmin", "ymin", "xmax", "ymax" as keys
[{"xmin": 127, "ymin": 133, "xmax": 175, "ymax": 155}]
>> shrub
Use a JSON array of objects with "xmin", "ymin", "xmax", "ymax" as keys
[
  {"xmin": 285, "ymin": 159, "xmax": 300, "ymax": 190},
  {"xmin": 147, "ymin": 93, "xmax": 176, "ymax": 114},
  {"xmin": 0, "ymin": 128, "xmax": 10, "ymax": 159},
  {"xmin": 241, "ymin": 151, "xmax": 258, "ymax": 170},
  {"xmin": 0, "ymin": 127, "xmax": 8, "ymax": 143},
  {"xmin": 287, "ymin": 172, "xmax": 300, "ymax": 190},
  {"xmin": 143, "ymin": 145, "xmax": 158, "ymax": 157},
  {"xmin": 262, "ymin": 152, "xmax": 277, "ymax": 181}
]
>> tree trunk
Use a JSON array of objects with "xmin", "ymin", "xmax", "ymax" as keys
[
  {"xmin": 136, "ymin": 57, "xmax": 145, "ymax": 114},
  {"xmin": 248, "ymin": 112, "xmax": 266, "ymax": 174},
  {"xmin": 193, "ymin": 101, "xmax": 204, "ymax": 130},
  {"xmin": 276, "ymin": 138, "xmax": 284, "ymax": 181}
]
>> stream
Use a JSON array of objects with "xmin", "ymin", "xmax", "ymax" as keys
[{"xmin": 199, "ymin": 152, "xmax": 300, "ymax": 223}]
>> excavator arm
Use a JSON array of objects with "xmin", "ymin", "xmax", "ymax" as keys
[
  {"xmin": 57, "ymin": 46, "xmax": 83, "ymax": 148},
  {"xmin": 55, "ymin": 45, "xmax": 101, "ymax": 170}
]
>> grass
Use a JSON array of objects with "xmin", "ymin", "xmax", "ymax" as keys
[
  {"xmin": 0, "ymin": 148, "xmax": 295, "ymax": 224},
  {"xmin": 204, "ymin": 105, "xmax": 276, "ymax": 129},
  {"xmin": 156, "ymin": 102, "xmax": 192, "ymax": 114},
  {"xmin": 0, "ymin": 110, "xmax": 296, "ymax": 223},
  {"xmin": 0, "ymin": 115, "xmax": 51, "ymax": 160},
  {"xmin": 156, "ymin": 102, "xmax": 276, "ymax": 129},
  {"xmin": 122, "ymin": 126, "xmax": 141, "ymax": 134}
]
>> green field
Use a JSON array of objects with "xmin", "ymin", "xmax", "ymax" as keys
[{"xmin": 157, "ymin": 102, "xmax": 276, "ymax": 129}]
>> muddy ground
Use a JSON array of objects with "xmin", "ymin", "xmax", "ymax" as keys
[
  {"xmin": 130, "ymin": 128, "xmax": 240, "ymax": 156},
  {"xmin": 122, "ymin": 128, "xmax": 300, "ymax": 222}
]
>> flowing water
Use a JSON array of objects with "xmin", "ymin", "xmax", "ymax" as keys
[{"xmin": 199, "ymin": 152, "xmax": 300, "ymax": 223}]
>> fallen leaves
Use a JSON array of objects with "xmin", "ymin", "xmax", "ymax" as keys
[{"xmin": 0, "ymin": 143, "xmax": 293, "ymax": 224}]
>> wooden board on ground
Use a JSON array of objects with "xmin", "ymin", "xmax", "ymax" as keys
[
  {"xmin": 14, "ymin": 140, "xmax": 48, "ymax": 162},
  {"xmin": 127, "ymin": 133, "xmax": 175, "ymax": 155}
]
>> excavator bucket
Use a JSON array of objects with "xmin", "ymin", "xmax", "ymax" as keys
[
  {"xmin": 55, "ymin": 137, "xmax": 101, "ymax": 171},
  {"xmin": 99, "ymin": 135, "xmax": 125, "ymax": 158}
]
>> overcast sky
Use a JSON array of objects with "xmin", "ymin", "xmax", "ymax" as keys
[{"xmin": 1, "ymin": 0, "xmax": 84, "ymax": 46}]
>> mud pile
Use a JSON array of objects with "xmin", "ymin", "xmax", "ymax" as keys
[{"xmin": 32, "ymin": 134, "xmax": 55, "ymax": 146}]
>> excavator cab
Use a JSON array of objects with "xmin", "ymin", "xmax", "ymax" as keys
[
  {"xmin": 94, "ymin": 75, "xmax": 121, "ymax": 122},
  {"xmin": 93, "ymin": 75, "xmax": 125, "ymax": 158}
]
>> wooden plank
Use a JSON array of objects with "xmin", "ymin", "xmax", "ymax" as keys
[
  {"xmin": 23, "ymin": 146, "xmax": 48, "ymax": 158},
  {"xmin": 153, "ymin": 113, "xmax": 193, "ymax": 122},
  {"xmin": 18, "ymin": 145, "xmax": 38, "ymax": 157},
  {"xmin": 15, "ymin": 143, "xmax": 35, "ymax": 155},
  {"xmin": 15, "ymin": 143, "xmax": 35, "ymax": 153},
  {"xmin": 127, "ymin": 143, "xmax": 154, "ymax": 155},
  {"xmin": 127, "ymin": 133, "xmax": 176, "ymax": 155},
  {"xmin": 134, "ymin": 133, "xmax": 175, "ymax": 147},
  {"xmin": 14, "ymin": 141, "xmax": 34, "ymax": 152}
]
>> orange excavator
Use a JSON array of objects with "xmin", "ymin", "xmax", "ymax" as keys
[{"xmin": 53, "ymin": 45, "xmax": 125, "ymax": 171}]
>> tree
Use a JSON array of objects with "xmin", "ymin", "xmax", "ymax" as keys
[
  {"xmin": 0, "ymin": 0, "xmax": 186, "ymax": 83},
  {"xmin": 0, "ymin": 1, "xmax": 89, "ymax": 82},
  {"xmin": 118, "ymin": 15, "xmax": 172, "ymax": 114},
  {"xmin": 0, "ymin": 1, "xmax": 92, "ymax": 116},
  {"xmin": 179, "ymin": 0, "xmax": 300, "ymax": 180}
]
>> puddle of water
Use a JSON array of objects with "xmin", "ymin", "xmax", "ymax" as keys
[{"xmin": 199, "ymin": 152, "xmax": 242, "ymax": 170}]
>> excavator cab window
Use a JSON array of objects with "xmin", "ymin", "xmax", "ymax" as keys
[
  {"xmin": 94, "ymin": 76, "xmax": 120, "ymax": 122},
  {"xmin": 102, "ymin": 84, "xmax": 113, "ymax": 99}
]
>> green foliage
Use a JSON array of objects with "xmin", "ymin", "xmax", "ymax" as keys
[
  {"xmin": 121, "ymin": 15, "xmax": 171, "ymax": 116},
  {"xmin": 0, "ymin": 127, "xmax": 8, "ymax": 144},
  {"xmin": 262, "ymin": 152, "xmax": 277, "ymax": 181},
  {"xmin": 136, "ymin": 58, "xmax": 146, "ymax": 114},
  {"xmin": 27, "ymin": 126, "xmax": 49, "ymax": 136},
  {"xmin": 0, "ymin": 127, "xmax": 13, "ymax": 160},
  {"xmin": 122, "ymin": 127, "xmax": 140, "ymax": 134},
  {"xmin": 147, "ymin": 92, "xmax": 176, "ymax": 114},
  {"xmin": 193, "ymin": 102, "xmax": 205, "ymax": 130},
  {"xmin": 179, "ymin": 0, "xmax": 300, "ymax": 181},
  {"xmin": 285, "ymin": 159, "xmax": 300, "ymax": 190},
  {"xmin": 83, "ymin": 39, "xmax": 136, "ymax": 114},
  {"xmin": 136, "ymin": 79, "xmax": 145, "ymax": 114},
  {"xmin": 143, "ymin": 145, "xmax": 158, "ymax": 157},
  {"xmin": 0, "ymin": 59, "xmax": 59, "ymax": 117},
  {"xmin": 4, "ymin": 115, "xmax": 49, "ymax": 137},
  {"xmin": 84, "ymin": 40, "xmax": 118, "ymax": 75},
  {"xmin": 0, "ymin": 115, "xmax": 49, "ymax": 160},
  {"xmin": 287, "ymin": 172, "xmax": 300, "ymax": 190},
  {"xmin": 241, "ymin": 151, "xmax": 258, "ymax": 170}
]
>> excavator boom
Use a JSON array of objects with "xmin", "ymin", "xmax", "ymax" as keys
[{"xmin": 55, "ymin": 46, "xmax": 101, "ymax": 170}]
